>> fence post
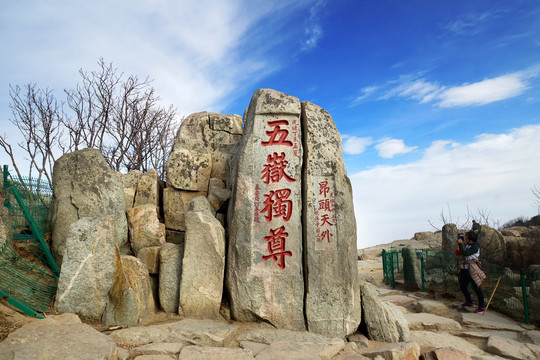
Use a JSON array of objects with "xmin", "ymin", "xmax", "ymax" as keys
[
  {"xmin": 420, "ymin": 251, "xmax": 425, "ymax": 292},
  {"xmin": 521, "ymin": 271, "xmax": 529, "ymax": 325},
  {"xmin": 382, "ymin": 249, "xmax": 388, "ymax": 285},
  {"xmin": 390, "ymin": 250, "xmax": 395, "ymax": 288}
]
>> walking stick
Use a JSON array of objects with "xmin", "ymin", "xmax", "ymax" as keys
[{"xmin": 483, "ymin": 276, "xmax": 502, "ymax": 315}]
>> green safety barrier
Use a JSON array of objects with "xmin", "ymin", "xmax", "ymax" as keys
[
  {"xmin": 1, "ymin": 165, "xmax": 59, "ymax": 318},
  {"xmin": 382, "ymin": 247, "xmax": 540, "ymax": 325}
]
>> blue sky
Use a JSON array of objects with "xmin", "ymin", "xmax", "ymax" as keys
[{"xmin": 2, "ymin": 0, "xmax": 540, "ymax": 247}]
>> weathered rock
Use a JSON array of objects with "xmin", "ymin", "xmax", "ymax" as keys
[
  {"xmin": 420, "ymin": 347, "xmax": 471, "ymax": 360},
  {"xmin": 133, "ymin": 354, "xmax": 175, "ymax": 360},
  {"xmin": 301, "ymin": 101, "xmax": 361, "ymax": 337},
  {"xmin": 359, "ymin": 341, "xmax": 420, "ymax": 360},
  {"xmin": 412, "ymin": 300, "xmax": 449, "ymax": 316},
  {"xmin": 379, "ymin": 294, "xmax": 419, "ymax": 308},
  {"xmin": 254, "ymin": 341, "xmax": 329, "ymax": 360},
  {"xmin": 109, "ymin": 318, "xmax": 238, "ymax": 347},
  {"xmin": 478, "ymin": 225, "xmax": 506, "ymax": 265},
  {"xmin": 0, "ymin": 314, "xmax": 127, "ymax": 360},
  {"xmin": 409, "ymin": 331, "xmax": 485, "ymax": 356},
  {"xmin": 485, "ymin": 335, "xmax": 539, "ymax": 360},
  {"xmin": 51, "ymin": 148, "xmax": 128, "ymax": 266},
  {"xmin": 165, "ymin": 229, "xmax": 185, "ymax": 244},
  {"xmin": 179, "ymin": 197, "xmax": 226, "ymax": 319},
  {"xmin": 55, "ymin": 216, "xmax": 119, "ymax": 319},
  {"xmin": 505, "ymin": 235, "xmax": 540, "ymax": 269},
  {"xmin": 134, "ymin": 169, "xmax": 160, "ymax": 208},
  {"xmin": 130, "ymin": 343, "xmax": 186, "ymax": 358},
  {"xmin": 178, "ymin": 346, "xmax": 254, "ymax": 360},
  {"xmin": 137, "ymin": 246, "xmax": 161, "ymax": 274},
  {"xmin": 119, "ymin": 170, "xmax": 142, "ymax": 210},
  {"xmin": 525, "ymin": 329, "xmax": 540, "ymax": 345},
  {"xmin": 402, "ymin": 247, "xmax": 422, "ymax": 291},
  {"xmin": 414, "ymin": 232, "xmax": 433, "ymax": 241},
  {"xmin": 404, "ymin": 313, "xmax": 461, "ymax": 331},
  {"xmin": 227, "ymin": 89, "xmax": 305, "ymax": 330},
  {"xmin": 347, "ymin": 333, "xmax": 369, "ymax": 349},
  {"xmin": 460, "ymin": 312, "xmax": 524, "ymax": 331},
  {"xmin": 163, "ymin": 188, "xmax": 207, "ymax": 231},
  {"xmin": 359, "ymin": 281, "xmax": 409, "ymax": 342},
  {"xmin": 127, "ymin": 204, "xmax": 165, "ymax": 255},
  {"xmin": 103, "ymin": 255, "xmax": 155, "ymax": 326},
  {"xmin": 207, "ymin": 178, "xmax": 231, "ymax": 212},
  {"xmin": 159, "ymin": 243, "xmax": 184, "ymax": 313},
  {"xmin": 441, "ymin": 224, "xmax": 458, "ymax": 253},
  {"xmin": 384, "ymin": 302, "xmax": 411, "ymax": 342},
  {"xmin": 237, "ymin": 328, "xmax": 345, "ymax": 359},
  {"xmin": 167, "ymin": 139, "xmax": 212, "ymax": 192},
  {"xmin": 174, "ymin": 111, "xmax": 243, "ymax": 183}
]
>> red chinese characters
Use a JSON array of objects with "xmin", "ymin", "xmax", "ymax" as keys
[
  {"xmin": 261, "ymin": 120, "xmax": 293, "ymax": 147},
  {"xmin": 258, "ymin": 119, "xmax": 297, "ymax": 269},
  {"xmin": 316, "ymin": 180, "xmax": 335, "ymax": 243},
  {"xmin": 261, "ymin": 189, "xmax": 293, "ymax": 222},
  {"xmin": 261, "ymin": 226, "xmax": 293, "ymax": 269},
  {"xmin": 261, "ymin": 152, "xmax": 296, "ymax": 184}
]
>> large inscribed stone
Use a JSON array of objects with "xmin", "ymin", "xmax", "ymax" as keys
[
  {"xmin": 301, "ymin": 101, "xmax": 361, "ymax": 336},
  {"xmin": 227, "ymin": 89, "xmax": 305, "ymax": 330}
]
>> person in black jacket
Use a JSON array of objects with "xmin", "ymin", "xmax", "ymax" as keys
[{"xmin": 456, "ymin": 231, "xmax": 486, "ymax": 313}]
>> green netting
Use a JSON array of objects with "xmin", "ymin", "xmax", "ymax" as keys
[
  {"xmin": 1, "ymin": 166, "xmax": 58, "ymax": 317},
  {"xmin": 383, "ymin": 247, "xmax": 540, "ymax": 325}
]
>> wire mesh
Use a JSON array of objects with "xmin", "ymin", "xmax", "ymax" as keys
[
  {"xmin": 382, "ymin": 247, "xmax": 540, "ymax": 326},
  {"xmin": 1, "ymin": 167, "xmax": 57, "ymax": 316}
]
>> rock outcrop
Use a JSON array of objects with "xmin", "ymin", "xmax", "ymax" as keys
[
  {"xmin": 179, "ymin": 197, "xmax": 226, "ymax": 319},
  {"xmin": 51, "ymin": 148, "xmax": 128, "ymax": 266},
  {"xmin": 227, "ymin": 89, "xmax": 305, "ymax": 330},
  {"xmin": 54, "ymin": 216, "xmax": 120, "ymax": 319},
  {"xmin": 302, "ymin": 101, "xmax": 360, "ymax": 336}
]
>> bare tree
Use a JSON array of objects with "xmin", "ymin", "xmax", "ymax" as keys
[
  {"xmin": 1, "ymin": 58, "xmax": 179, "ymax": 182},
  {"xmin": 1, "ymin": 84, "xmax": 63, "ymax": 186},
  {"xmin": 532, "ymin": 185, "xmax": 540, "ymax": 214}
]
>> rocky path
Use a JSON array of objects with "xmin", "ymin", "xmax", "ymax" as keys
[{"xmin": 1, "ymin": 255, "xmax": 539, "ymax": 360}]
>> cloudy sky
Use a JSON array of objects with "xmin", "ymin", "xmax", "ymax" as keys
[{"xmin": 1, "ymin": 0, "xmax": 540, "ymax": 248}]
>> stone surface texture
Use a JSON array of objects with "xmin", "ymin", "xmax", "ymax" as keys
[
  {"xmin": 301, "ymin": 101, "xmax": 361, "ymax": 337},
  {"xmin": 133, "ymin": 169, "xmax": 160, "ymax": 208},
  {"xmin": 54, "ymin": 216, "xmax": 119, "ymax": 319},
  {"xmin": 179, "ymin": 197, "xmax": 226, "ymax": 319},
  {"xmin": 227, "ymin": 89, "xmax": 305, "ymax": 330},
  {"xmin": 159, "ymin": 243, "xmax": 184, "ymax": 313},
  {"xmin": 51, "ymin": 148, "xmax": 128, "ymax": 265},
  {"xmin": 0, "ymin": 314, "xmax": 127, "ymax": 360},
  {"xmin": 103, "ymin": 255, "xmax": 155, "ymax": 326},
  {"xmin": 127, "ymin": 204, "xmax": 165, "ymax": 255},
  {"xmin": 359, "ymin": 281, "xmax": 409, "ymax": 342}
]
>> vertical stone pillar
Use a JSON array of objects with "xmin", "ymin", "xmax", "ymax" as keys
[
  {"xmin": 227, "ymin": 89, "xmax": 305, "ymax": 330},
  {"xmin": 301, "ymin": 101, "xmax": 361, "ymax": 336}
]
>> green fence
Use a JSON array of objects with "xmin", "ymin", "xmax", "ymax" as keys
[
  {"xmin": 0, "ymin": 166, "xmax": 59, "ymax": 318},
  {"xmin": 383, "ymin": 247, "xmax": 540, "ymax": 326}
]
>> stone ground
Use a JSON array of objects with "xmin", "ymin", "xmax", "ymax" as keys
[{"xmin": 1, "ymin": 242, "xmax": 539, "ymax": 360}]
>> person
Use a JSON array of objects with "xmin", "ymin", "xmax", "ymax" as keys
[
  {"xmin": 472, "ymin": 220, "xmax": 481, "ymax": 231},
  {"xmin": 456, "ymin": 231, "xmax": 486, "ymax": 313}
]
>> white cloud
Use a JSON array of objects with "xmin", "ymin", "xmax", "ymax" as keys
[
  {"xmin": 381, "ymin": 71, "xmax": 533, "ymax": 108},
  {"xmin": 0, "ymin": 0, "xmax": 317, "ymax": 117},
  {"xmin": 375, "ymin": 139, "xmax": 417, "ymax": 159},
  {"xmin": 353, "ymin": 86, "xmax": 377, "ymax": 104},
  {"xmin": 351, "ymin": 124, "xmax": 540, "ymax": 249},
  {"xmin": 302, "ymin": 0, "xmax": 326, "ymax": 51},
  {"xmin": 444, "ymin": 9, "xmax": 504, "ymax": 35},
  {"xmin": 437, "ymin": 73, "xmax": 529, "ymax": 107},
  {"xmin": 342, "ymin": 135, "xmax": 373, "ymax": 155}
]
